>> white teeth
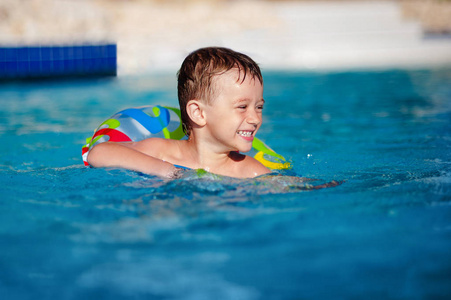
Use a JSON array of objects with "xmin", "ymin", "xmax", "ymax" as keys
[{"xmin": 237, "ymin": 130, "xmax": 253, "ymax": 137}]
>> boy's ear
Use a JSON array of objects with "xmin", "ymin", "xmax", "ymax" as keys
[{"xmin": 186, "ymin": 100, "xmax": 207, "ymax": 127}]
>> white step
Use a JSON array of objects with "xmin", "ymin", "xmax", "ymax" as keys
[{"xmin": 222, "ymin": 1, "xmax": 451, "ymax": 71}]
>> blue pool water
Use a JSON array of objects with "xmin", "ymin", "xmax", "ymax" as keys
[{"xmin": 1, "ymin": 68, "xmax": 450, "ymax": 299}]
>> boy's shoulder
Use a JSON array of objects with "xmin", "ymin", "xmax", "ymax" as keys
[
  {"xmin": 133, "ymin": 137, "xmax": 181, "ymax": 159},
  {"xmin": 230, "ymin": 151, "xmax": 271, "ymax": 177}
]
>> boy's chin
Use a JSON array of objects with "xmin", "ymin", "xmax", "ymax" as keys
[
  {"xmin": 237, "ymin": 146, "xmax": 253, "ymax": 153},
  {"xmin": 232, "ymin": 139, "xmax": 254, "ymax": 153}
]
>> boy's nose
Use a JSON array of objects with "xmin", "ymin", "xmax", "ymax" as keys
[{"xmin": 246, "ymin": 109, "xmax": 261, "ymax": 125}]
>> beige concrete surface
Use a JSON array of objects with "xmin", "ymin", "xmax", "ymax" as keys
[{"xmin": 1, "ymin": 0, "xmax": 450, "ymax": 75}]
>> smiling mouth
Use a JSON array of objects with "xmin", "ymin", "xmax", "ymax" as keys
[{"xmin": 237, "ymin": 130, "xmax": 254, "ymax": 137}]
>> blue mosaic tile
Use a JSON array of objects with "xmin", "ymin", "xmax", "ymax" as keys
[{"xmin": 0, "ymin": 44, "xmax": 117, "ymax": 80}]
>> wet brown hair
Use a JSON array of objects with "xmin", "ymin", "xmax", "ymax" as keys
[{"xmin": 177, "ymin": 47, "xmax": 263, "ymax": 136}]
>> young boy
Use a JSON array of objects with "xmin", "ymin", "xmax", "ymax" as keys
[{"xmin": 87, "ymin": 47, "xmax": 272, "ymax": 178}]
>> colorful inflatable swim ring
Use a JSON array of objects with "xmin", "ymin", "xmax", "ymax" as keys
[{"xmin": 82, "ymin": 105, "xmax": 290, "ymax": 170}]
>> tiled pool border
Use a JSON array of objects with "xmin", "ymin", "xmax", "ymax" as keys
[{"xmin": 0, "ymin": 44, "xmax": 116, "ymax": 80}]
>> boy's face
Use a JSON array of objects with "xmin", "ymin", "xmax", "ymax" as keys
[{"xmin": 203, "ymin": 68, "xmax": 264, "ymax": 153}]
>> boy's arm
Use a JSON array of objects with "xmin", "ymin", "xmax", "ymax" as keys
[{"xmin": 87, "ymin": 142, "xmax": 180, "ymax": 178}]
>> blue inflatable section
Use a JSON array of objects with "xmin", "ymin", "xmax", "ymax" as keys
[
  {"xmin": 0, "ymin": 44, "xmax": 116, "ymax": 80},
  {"xmin": 119, "ymin": 107, "xmax": 171, "ymax": 134}
]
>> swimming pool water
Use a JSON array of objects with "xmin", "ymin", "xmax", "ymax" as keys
[{"xmin": 1, "ymin": 68, "xmax": 450, "ymax": 299}]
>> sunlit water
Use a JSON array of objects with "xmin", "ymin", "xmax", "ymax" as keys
[{"xmin": 1, "ymin": 68, "xmax": 450, "ymax": 299}]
